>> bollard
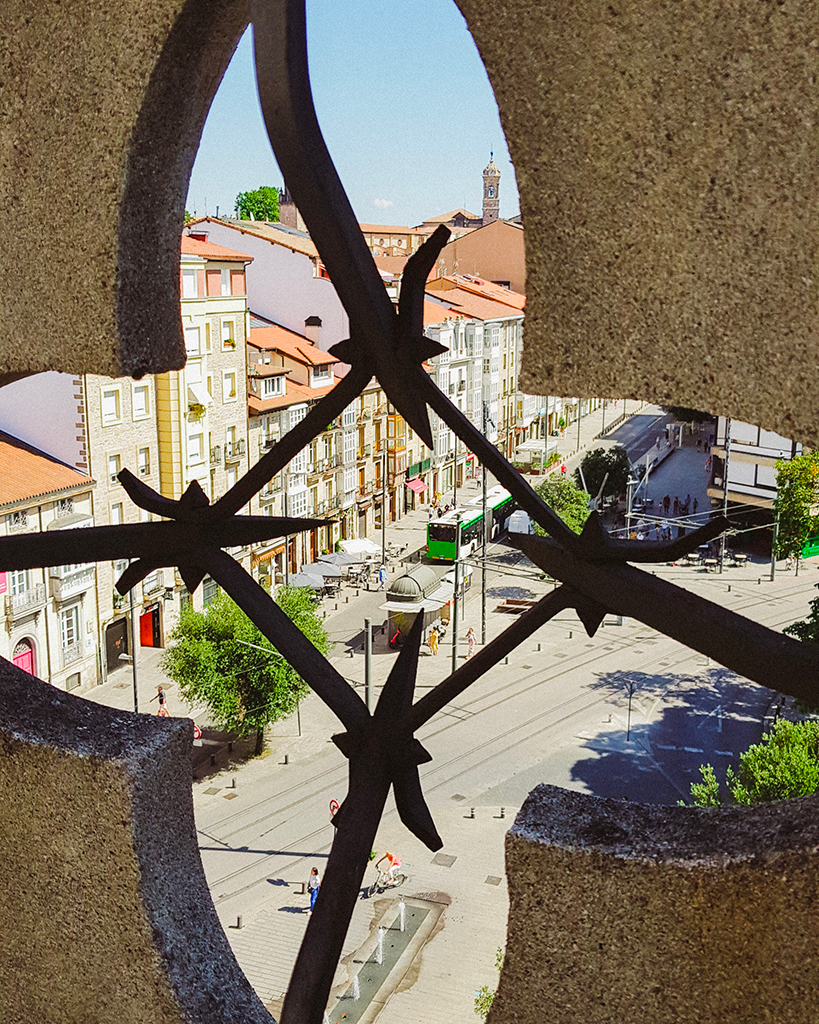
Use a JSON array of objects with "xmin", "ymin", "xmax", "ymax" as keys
[
  {"xmin": 298, "ymin": 881, "xmax": 306, "ymax": 895},
  {"xmin": 210, "ymin": 754, "xmax": 216, "ymax": 766},
  {"xmin": 469, "ymin": 807, "xmax": 475, "ymax": 818},
  {"xmin": 568, "ymin": 630, "xmax": 573, "ymax": 639},
  {"xmin": 500, "ymin": 807, "xmax": 506, "ymax": 819},
  {"xmin": 728, "ymin": 585, "xmax": 732, "ymax": 592},
  {"xmin": 537, "ymin": 643, "xmax": 541, "ymax": 651},
  {"xmin": 503, "ymin": 656, "xmax": 508, "ymax": 665},
  {"xmin": 282, "ymin": 753, "xmax": 289, "ymax": 765},
  {"xmin": 335, "ymin": 602, "xmax": 338, "ymax": 610},
  {"xmin": 236, "ymin": 915, "xmax": 243, "ymax": 929},
  {"xmin": 356, "ymin": 589, "xmax": 360, "ymax": 597},
  {"xmin": 399, "ymin": 900, "xmax": 406, "ymax": 932},
  {"xmin": 346, "ymin": 595, "xmax": 349, "ymax": 603},
  {"xmin": 230, "ymin": 778, "xmax": 236, "ymax": 788}
]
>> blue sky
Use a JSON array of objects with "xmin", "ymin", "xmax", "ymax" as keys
[{"xmin": 186, "ymin": 0, "xmax": 519, "ymax": 228}]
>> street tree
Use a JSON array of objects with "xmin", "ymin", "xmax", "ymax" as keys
[
  {"xmin": 773, "ymin": 450, "xmax": 819, "ymax": 563},
  {"xmin": 533, "ymin": 476, "xmax": 591, "ymax": 535},
  {"xmin": 234, "ymin": 186, "xmax": 280, "ymax": 221},
  {"xmin": 576, "ymin": 446, "xmax": 630, "ymax": 500},
  {"xmin": 685, "ymin": 720, "xmax": 819, "ymax": 807},
  {"xmin": 783, "ymin": 597, "xmax": 819, "ymax": 714},
  {"xmin": 661, "ymin": 406, "xmax": 713, "ymax": 424},
  {"xmin": 161, "ymin": 586, "xmax": 328, "ymax": 754}
]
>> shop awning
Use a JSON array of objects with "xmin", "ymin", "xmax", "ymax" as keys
[{"xmin": 405, "ymin": 478, "xmax": 427, "ymax": 494}]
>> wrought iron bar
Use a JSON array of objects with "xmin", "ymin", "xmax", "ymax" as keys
[{"xmin": 512, "ymin": 534, "xmax": 819, "ymax": 705}]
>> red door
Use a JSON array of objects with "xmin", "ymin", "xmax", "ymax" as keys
[{"xmin": 13, "ymin": 640, "xmax": 35, "ymax": 675}]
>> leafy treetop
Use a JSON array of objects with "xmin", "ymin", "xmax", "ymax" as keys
[
  {"xmin": 533, "ymin": 476, "xmax": 591, "ymax": 535},
  {"xmin": 576, "ymin": 446, "xmax": 631, "ymax": 500},
  {"xmin": 661, "ymin": 406, "xmax": 713, "ymax": 424},
  {"xmin": 161, "ymin": 586, "xmax": 328, "ymax": 754},
  {"xmin": 773, "ymin": 450, "xmax": 819, "ymax": 560},
  {"xmin": 685, "ymin": 720, "xmax": 819, "ymax": 807},
  {"xmin": 235, "ymin": 186, "xmax": 281, "ymax": 222}
]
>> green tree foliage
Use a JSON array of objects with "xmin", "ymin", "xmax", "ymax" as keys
[
  {"xmin": 474, "ymin": 947, "xmax": 504, "ymax": 1020},
  {"xmin": 661, "ymin": 406, "xmax": 713, "ymax": 424},
  {"xmin": 161, "ymin": 586, "xmax": 328, "ymax": 754},
  {"xmin": 685, "ymin": 721, "xmax": 819, "ymax": 807},
  {"xmin": 784, "ymin": 597, "xmax": 819, "ymax": 714},
  {"xmin": 184, "ymin": 209, "xmax": 193, "ymax": 225},
  {"xmin": 576, "ymin": 446, "xmax": 631, "ymax": 500},
  {"xmin": 235, "ymin": 186, "xmax": 281, "ymax": 222},
  {"xmin": 684, "ymin": 764, "xmax": 721, "ymax": 807},
  {"xmin": 773, "ymin": 450, "xmax": 819, "ymax": 560},
  {"xmin": 533, "ymin": 476, "xmax": 591, "ymax": 535}
]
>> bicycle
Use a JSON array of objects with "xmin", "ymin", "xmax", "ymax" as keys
[{"xmin": 368, "ymin": 864, "xmax": 406, "ymax": 897}]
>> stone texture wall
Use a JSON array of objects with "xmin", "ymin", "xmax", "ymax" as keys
[
  {"xmin": 492, "ymin": 785, "xmax": 819, "ymax": 1024},
  {"xmin": 0, "ymin": 656, "xmax": 272, "ymax": 1023},
  {"xmin": 0, "ymin": 0, "xmax": 248, "ymax": 383},
  {"xmin": 457, "ymin": 0, "xmax": 819, "ymax": 443}
]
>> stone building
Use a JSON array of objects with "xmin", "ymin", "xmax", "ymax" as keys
[{"xmin": 0, "ymin": 432, "xmax": 98, "ymax": 693}]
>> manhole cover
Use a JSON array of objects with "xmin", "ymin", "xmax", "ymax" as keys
[
  {"xmin": 522, "ymin": 664, "xmax": 532, "ymax": 670},
  {"xmin": 204, "ymin": 788, "xmax": 221, "ymax": 795},
  {"xmin": 485, "ymin": 876, "xmax": 502, "ymax": 886},
  {"xmin": 553, "ymin": 652, "xmax": 567, "ymax": 658},
  {"xmin": 223, "ymin": 792, "xmax": 238, "ymax": 800},
  {"xmin": 432, "ymin": 853, "xmax": 457, "ymax": 868},
  {"xmin": 450, "ymin": 794, "xmax": 466, "ymax": 801}
]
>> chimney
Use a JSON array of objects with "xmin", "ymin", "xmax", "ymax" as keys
[{"xmin": 304, "ymin": 316, "xmax": 322, "ymax": 347}]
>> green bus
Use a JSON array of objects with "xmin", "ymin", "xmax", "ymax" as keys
[{"xmin": 426, "ymin": 487, "xmax": 518, "ymax": 561}]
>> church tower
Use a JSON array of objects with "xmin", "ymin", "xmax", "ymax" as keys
[{"xmin": 482, "ymin": 153, "xmax": 500, "ymax": 226}]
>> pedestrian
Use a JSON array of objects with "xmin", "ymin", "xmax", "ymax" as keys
[
  {"xmin": 428, "ymin": 626, "xmax": 439, "ymax": 655},
  {"xmin": 705, "ymin": 456, "xmax": 712, "ymax": 473},
  {"xmin": 663, "ymin": 494, "xmax": 670, "ymax": 514},
  {"xmin": 560, "ymin": 463, "xmax": 567, "ymax": 476},
  {"xmin": 307, "ymin": 866, "xmax": 320, "ymax": 914},
  {"xmin": 378, "ymin": 565, "xmax": 387, "ymax": 591},
  {"xmin": 673, "ymin": 497, "xmax": 679, "ymax": 515},
  {"xmin": 151, "ymin": 685, "xmax": 168, "ymax": 716},
  {"xmin": 684, "ymin": 494, "xmax": 690, "ymax": 509},
  {"xmin": 466, "ymin": 626, "xmax": 476, "ymax": 659},
  {"xmin": 693, "ymin": 498, "xmax": 698, "ymax": 514},
  {"xmin": 437, "ymin": 506, "xmax": 443, "ymax": 518}
]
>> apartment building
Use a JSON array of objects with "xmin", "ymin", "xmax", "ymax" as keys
[
  {"xmin": 81, "ymin": 233, "xmax": 253, "ymax": 678},
  {"xmin": 0, "ymin": 431, "xmax": 98, "ymax": 693},
  {"xmin": 707, "ymin": 416, "xmax": 801, "ymax": 511}
]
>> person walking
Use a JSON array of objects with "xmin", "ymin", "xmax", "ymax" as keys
[
  {"xmin": 378, "ymin": 565, "xmax": 387, "ymax": 591},
  {"xmin": 151, "ymin": 685, "xmax": 168, "ymax": 716},
  {"xmin": 560, "ymin": 463, "xmax": 567, "ymax": 476},
  {"xmin": 466, "ymin": 626, "xmax": 476, "ymax": 659},
  {"xmin": 427, "ymin": 626, "xmax": 439, "ymax": 656},
  {"xmin": 307, "ymin": 866, "xmax": 321, "ymax": 914}
]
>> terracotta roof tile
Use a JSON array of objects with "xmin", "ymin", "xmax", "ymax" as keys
[
  {"xmin": 249, "ymin": 378, "xmax": 337, "ymax": 414},
  {"xmin": 423, "ymin": 300, "xmax": 465, "ymax": 326},
  {"xmin": 0, "ymin": 432, "xmax": 93, "ymax": 508},
  {"xmin": 249, "ymin": 326, "xmax": 339, "ymax": 366},
  {"xmin": 424, "ymin": 287, "xmax": 524, "ymax": 323},
  {"xmin": 180, "ymin": 235, "xmax": 253, "ymax": 262},
  {"xmin": 191, "ymin": 217, "xmax": 319, "ymax": 259}
]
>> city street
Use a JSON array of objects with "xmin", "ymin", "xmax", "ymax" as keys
[{"xmin": 84, "ymin": 401, "xmax": 817, "ymax": 1023}]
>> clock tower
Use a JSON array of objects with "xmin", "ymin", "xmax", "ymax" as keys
[{"xmin": 482, "ymin": 153, "xmax": 500, "ymax": 225}]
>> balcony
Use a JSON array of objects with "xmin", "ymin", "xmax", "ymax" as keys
[
  {"xmin": 458, "ymin": 380, "xmax": 467, "ymax": 392},
  {"xmin": 224, "ymin": 439, "xmax": 246, "ymax": 462},
  {"xmin": 324, "ymin": 453, "xmax": 342, "ymax": 471},
  {"xmin": 50, "ymin": 567, "xmax": 95, "ymax": 603},
  {"xmin": 357, "ymin": 445, "xmax": 371, "ymax": 461},
  {"xmin": 259, "ymin": 437, "xmax": 277, "ymax": 452},
  {"xmin": 4, "ymin": 583, "xmax": 46, "ymax": 619},
  {"xmin": 62, "ymin": 643, "xmax": 82, "ymax": 667},
  {"xmin": 357, "ymin": 482, "xmax": 374, "ymax": 500},
  {"xmin": 210, "ymin": 446, "xmax": 222, "ymax": 465}
]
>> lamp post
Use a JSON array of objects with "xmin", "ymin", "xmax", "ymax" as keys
[
  {"xmin": 481, "ymin": 402, "xmax": 489, "ymax": 644},
  {"xmin": 625, "ymin": 679, "xmax": 636, "ymax": 741},
  {"xmin": 719, "ymin": 418, "xmax": 731, "ymax": 573},
  {"xmin": 451, "ymin": 522, "xmax": 461, "ymax": 674}
]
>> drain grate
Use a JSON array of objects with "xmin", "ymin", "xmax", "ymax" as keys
[{"xmin": 432, "ymin": 853, "xmax": 457, "ymax": 868}]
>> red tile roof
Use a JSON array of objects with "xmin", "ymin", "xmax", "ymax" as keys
[
  {"xmin": 249, "ymin": 378, "xmax": 337, "ymax": 414},
  {"xmin": 423, "ymin": 300, "xmax": 464, "ymax": 326},
  {"xmin": 191, "ymin": 217, "xmax": 319, "ymax": 259},
  {"xmin": 424, "ymin": 287, "xmax": 524, "ymax": 323},
  {"xmin": 0, "ymin": 433, "xmax": 93, "ymax": 507},
  {"xmin": 249, "ymin": 326, "xmax": 339, "ymax": 366},
  {"xmin": 359, "ymin": 223, "xmax": 426, "ymax": 235},
  {"xmin": 427, "ymin": 274, "xmax": 526, "ymax": 310},
  {"xmin": 181, "ymin": 234, "xmax": 253, "ymax": 262}
]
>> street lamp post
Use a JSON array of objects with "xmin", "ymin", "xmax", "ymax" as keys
[
  {"xmin": 128, "ymin": 566, "xmax": 139, "ymax": 713},
  {"xmin": 719, "ymin": 418, "xmax": 732, "ymax": 573},
  {"xmin": 451, "ymin": 522, "xmax": 461, "ymax": 674},
  {"xmin": 625, "ymin": 476, "xmax": 637, "ymax": 539},
  {"xmin": 625, "ymin": 679, "xmax": 636, "ymax": 741},
  {"xmin": 481, "ymin": 403, "xmax": 489, "ymax": 645}
]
